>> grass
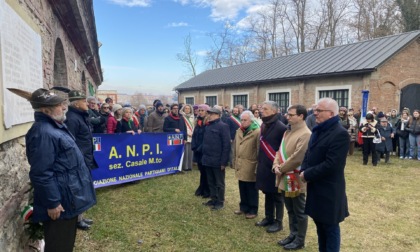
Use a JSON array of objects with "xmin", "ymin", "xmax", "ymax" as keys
[{"xmin": 75, "ymin": 151, "xmax": 420, "ymax": 252}]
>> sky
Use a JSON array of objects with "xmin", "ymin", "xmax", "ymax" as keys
[{"xmin": 93, "ymin": 0, "xmax": 266, "ymax": 95}]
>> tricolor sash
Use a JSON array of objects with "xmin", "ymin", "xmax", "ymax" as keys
[
  {"xmin": 278, "ymin": 132, "xmax": 301, "ymax": 198},
  {"xmin": 183, "ymin": 116, "xmax": 193, "ymax": 132},
  {"xmin": 260, "ymin": 135, "xmax": 276, "ymax": 162},
  {"xmin": 230, "ymin": 115, "xmax": 241, "ymax": 127}
]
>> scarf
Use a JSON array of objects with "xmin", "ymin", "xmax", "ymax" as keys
[
  {"xmin": 261, "ymin": 113, "xmax": 278, "ymax": 134},
  {"xmin": 123, "ymin": 117, "xmax": 134, "ymax": 130},
  {"xmin": 309, "ymin": 115, "xmax": 340, "ymax": 148},
  {"xmin": 169, "ymin": 113, "xmax": 180, "ymax": 120}
]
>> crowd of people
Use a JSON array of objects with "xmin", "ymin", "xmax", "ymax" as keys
[{"xmin": 7, "ymin": 86, "xmax": 419, "ymax": 252}]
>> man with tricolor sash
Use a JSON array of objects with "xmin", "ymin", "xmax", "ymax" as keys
[
  {"xmin": 273, "ymin": 105, "xmax": 311, "ymax": 250},
  {"xmin": 255, "ymin": 101, "xmax": 287, "ymax": 233}
]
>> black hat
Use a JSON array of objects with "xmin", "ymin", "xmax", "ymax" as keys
[
  {"xmin": 7, "ymin": 88, "xmax": 66, "ymax": 109},
  {"xmin": 68, "ymin": 90, "xmax": 86, "ymax": 102}
]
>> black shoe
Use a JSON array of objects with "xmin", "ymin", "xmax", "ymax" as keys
[
  {"xmin": 266, "ymin": 221, "xmax": 283, "ymax": 233},
  {"xmin": 278, "ymin": 235, "xmax": 295, "ymax": 246},
  {"xmin": 83, "ymin": 218, "xmax": 93, "ymax": 225},
  {"xmin": 283, "ymin": 241, "xmax": 304, "ymax": 250},
  {"xmin": 255, "ymin": 218, "xmax": 273, "ymax": 227},
  {"xmin": 77, "ymin": 220, "xmax": 90, "ymax": 231},
  {"xmin": 211, "ymin": 204, "xmax": 224, "ymax": 211},
  {"xmin": 202, "ymin": 194, "xmax": 210, "ymax": 198},
  {"xmin": 202, "ymin": 200, "xmax": 215, "ymax": 206}
]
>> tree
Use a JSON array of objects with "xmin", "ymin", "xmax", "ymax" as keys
[
  {"xmin": 396, "ymin": 0, "xmax": 420, "ymax": 31},
  {"xmin": 176, "ymin": 33, "xmax": 198, "ymax": 77}
]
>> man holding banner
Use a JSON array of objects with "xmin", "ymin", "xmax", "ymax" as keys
[
  {"xmin": 255, "ymin": 101, "xmax": 287, "ymax": 233},
  {"xmin": 273, "ymin": 105, "xmax": 311, "ymax": 250}
]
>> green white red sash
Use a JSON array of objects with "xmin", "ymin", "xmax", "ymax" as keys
[
  {"xmin": 279, "ymin": 132, "xmax": 301, "ymax": 198},
  {"xmin": 183, "ymin": 116, "xmax": 193, "ymax": 132},
  {"xmin": 230, "ymin": 115, "xmax": 241, "ymax": 127}
]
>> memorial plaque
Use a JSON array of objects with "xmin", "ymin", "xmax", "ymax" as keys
[{"xmin": 1, "ymin": 2, "xmax": 42, "ymax": 128}]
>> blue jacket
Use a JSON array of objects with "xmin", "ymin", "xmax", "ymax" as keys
[
  {"xmin": 27, "ymin": 112, "xmax": 96, "ymax": 222},
  {"xmin": 65, "ymin": 106, "xmax": 98, "ymax": 169},
  {"xmin": 201, "ymin": 119, "xmax": 231, "ymax": 167},
  {"xmin": 226, "ymin": 115, "xmax": 240, "ymax": 140},
  {"xmin": 376, "ymin": 123, "xmax": 394, "ymax": 152},
  {"xmin": 301, "ymin": 116, "xmax": 349, "ymax": 224}
]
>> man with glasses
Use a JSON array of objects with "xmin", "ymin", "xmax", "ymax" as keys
[
  {"xmin": 300, "ymin": 98, "xmax": 349, "ymax": 252},
  {"xmin": 273, "ymin": 105, "xmax": 311, "ymax": 250},
  {"xmin": 87, "ymin": 96, "xmax": 106, "ymax": 132},
  {"xmin": 163, "ymin": 104, "xmax": 187, "ymax": 141}
]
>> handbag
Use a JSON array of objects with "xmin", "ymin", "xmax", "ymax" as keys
[{"xmin": 373, "ymin": 130, "xmax": 382, "ymax": 144}]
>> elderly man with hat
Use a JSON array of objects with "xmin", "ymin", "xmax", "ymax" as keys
[
  {"xmin": 7, "ymin": 88, "xmax": 96, "ymax": 252},
  {"xmin": 201, "ymin": 107, "xmax": 231, "ymax": 210},
  {"xmin": 144, "ymin": 101, "xmax": 167, "ymax": 132},
  {"xmin": 376, "ymin": 117, "xmax": 395, "ymax": 163},
  {"xmin": 192, "ymin": 104, "xmax": 211, "ymax": 198},
  {"xmin": 65, "ymin": 90, "xmax": 98, "ymax": 230}
]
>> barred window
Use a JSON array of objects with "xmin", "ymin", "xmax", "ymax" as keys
[
  {"xmin": 185, "ymin": 97, "xmax": 194, "ymax": 105},
  {"xmin": 319, "ymin": 89, "xmax": 349, "ymax": 108},
  {"xmin": 268, "ymin": 92, "xmax": 289, "ymax": 113},
  {"xmin": 232, "ymin": 95, "xmax": 248, "ymax": 108},
  {"xmin": 205, "ymin": 96, "xmax": 217, "ymax": 107}
]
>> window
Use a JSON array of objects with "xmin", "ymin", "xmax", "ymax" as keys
[
  {"xmin": 185, "ymin": 97, "xmax": 194, "ymax": 105},
  {"xmin": 205, "ymin": 96, "xmax": 217, "ymax": 107},
  {"xmin": 268, "ymin": 92, "xmax": 289, "ymax": 113},
  {"xmin": 319, "ymin": 89, "xmax": 349, "ymax": 108},
  {"xmin": 232, "ymin": 95, "xmax": 248, "ymax": 108}
]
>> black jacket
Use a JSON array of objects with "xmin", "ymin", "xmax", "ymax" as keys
[
  {"xmin": 116, "ymin": 118, "xmax": 139, "ymax": 133},
  {"xmin": 191, "ymin": 117, "xmax": 206, "ymax": 163},
  {"xmin": 65, "ymin": 106, "xmax": 98, "ymax": 169},
  {"xmin": 226, "ymin": 115, "xmax": 240, "ymax": 140},
  {"xmin": 301, "ymin": 116, "xmax": 350, "ymax": 224},
  {"xmin": 163, "ymin": 113, "xmax": 187, "ymax": 140},
  {"xmin": 201, "ymin": 119, "xmax": 231, "ymax": 167},
  {"xmin": 256, "ymin": 115, "xmax": 287, "ymax": 193}
]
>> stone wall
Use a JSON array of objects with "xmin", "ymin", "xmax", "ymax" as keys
[{"xmin": 0, "ymin": 138, "xmax": 31, "ymax": 251}]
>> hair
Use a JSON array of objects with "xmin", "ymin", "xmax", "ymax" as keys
[
  {"xmin": 366, "ymin": 113, "xmax": 374, "ymax": 120},
  {"xmin": 170, "ymin": 103, "xmax": 179, "ymax": 110},
  {"xmin": 288, "ymin": 104, "xmax": 307, "ymax": 120},
  {"xmin": 318, "ymin": 98, "xmax": 339, "ymax": 116},
  {"xmin": 69, "ymin": 100, "xmax": 80, "ymax": 107},
  {"xmin": 262, "ymin": 101, "xmax": 279, "ymax": 113},
  {"xmin": 240, "ymin": 110, "xmax": 255, "ymax": 120},
  {"xmin": 86, "ymin": 96, "xmax": 97, "ymax": 103},
  {"xmin": 105, "ymin": 97, "xmax": 113, "ymax": 103}
]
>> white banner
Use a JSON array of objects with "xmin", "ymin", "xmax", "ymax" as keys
[{"xmin": 1, "ymin": 2, "xmax": 42, "ymax": 129}]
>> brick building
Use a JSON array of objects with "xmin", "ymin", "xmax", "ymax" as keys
[
  {"xmin": 0, "ymin": 0, "xmax": 102, "ymax": 250},
  {"xmin": 175, "ymin": 31, "xmax": 420, "ymax": 114}
]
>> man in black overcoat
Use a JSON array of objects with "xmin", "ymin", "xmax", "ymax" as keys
[
  {"xmin": 255, "ymin": 101, "xmax": 287, "ymax": 233},
  {"xmin": 300, "ymin": 97, "xmax": 350, "ymax": 252}
]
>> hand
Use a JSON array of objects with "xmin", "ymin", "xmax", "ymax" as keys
[
  {"xmin": 126, "ymin": 130, "xmax": 135, "ymax": 135},
  {"xmin": 47, "ymin": 204, "xmax": 65, "ymax": 220},
  {"xmin": 299, "ymin": 172, "xmax": 306, "ymax": 183},
  {"xmin": 390, "ymin": 133, "xmax": 394, "ymax": 138},
  {"xmin": 137, "ymin": 129, "xmax": 142, "ymax": 134},
  {"xmin": 221, "ymin": 166, "xmax": 225, "ymax": 171},
  {"xmin": 274, "ymin": 166, "xmax": 282, "ymax": 176},
  {"xmin": 175, "ymin": 129, "xmax": 180, "ymax": 133},
  {"xmin": 381, "ymin": 137, "xmax": 385, "ymax": 141}
]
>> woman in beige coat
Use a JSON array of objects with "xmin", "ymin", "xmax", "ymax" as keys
[{"xmin": 232, "ymin": 111, "xmax": 260, "ymax": 219}]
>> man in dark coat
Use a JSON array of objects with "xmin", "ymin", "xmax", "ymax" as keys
[
  {"xmin": 300, "ymin": 97, "xmax": 350, "ymax": 252},
  {"xmin": 201, "ymin": 107, "xmax": 231, "ymax": 210},
  {"xmin": 65, "ymin": 90, "xmax": 98, "ymax": 230},
  {"xmin": 8, "ymin": 88, "xmax": 96, "ymax": 252},
  {"xmin": 163, "ymin": 104, "xmax": 187, "ymax": 140},
  {"xmin": 255, "ymin": 101, "xmax": 287, "ymax": 233}
]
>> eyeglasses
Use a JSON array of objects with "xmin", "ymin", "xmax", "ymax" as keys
[
  {"xmin": 102, "ymin": 107, "xmax": 110, "ymax": 109},
  {"xmin": 314, "ymin": 109, "xmax": 332, "ymax": 113},
  {"xmin": 287, "ymin": 113, "xmax": 297, "ymax": 117}
]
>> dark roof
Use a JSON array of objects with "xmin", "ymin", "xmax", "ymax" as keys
[{"xmin": 175, "ymin": 30, "xmax": 420, "ymax": 91}]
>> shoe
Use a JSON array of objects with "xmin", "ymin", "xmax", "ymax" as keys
[
  {"xmin": 400, "ymin": 156, "xmax": 404, "ymax": 159},
  {"xmin": 408, "ymin": 157, "xmax": 412, "ymax": 160},
  {"xmin": 255, "ymin": 218, "xmax": 273, "ymax": 227},
  {"xmin": 245, "ymin": 214, "xmax": 257, "ymax": 219},
  {"xmin": 266, "ymin": 221, "xmax": 283, "ymax": 233},
  {"xmin": 183, "ymin": 168, "xmax": 192, "ymax": 171},
  {"xmin": 83, "ymin": 218, "xmax": 93, "ymax": 225},
  {"xmin": 363, "ymin": 162, "xmax": 367, "ymax": 165},
  {"xmin": 278, "ymin": 235, "xmax": 295, "ymax": 246},
  {"xmin": 202, "ymin": 200, "xmax": 215, "ymax": 206},
  {"xmin": 283, "ymin": 241, "xmax": 305, "ymax": 250},
  {"xmin": 77, "ymin": 220, "xmax": 90, "ymax": 231},
  {"xmin": 373, "ymin": 163, "xmax": 377, "ymax": 166},
  {"xmin": 202, "ymin": 194, "xmax": 210, "ymax": 199},
  {"xmin": 234, "ymin": 210, "xmax": 244, "ymax": 215},
  {"xmin": 211, "ymin": 204, "xmax": 224, "ymax": 211}
]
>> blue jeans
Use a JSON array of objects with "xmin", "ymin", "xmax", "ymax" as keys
[
  {"xmin": 408, "ymin": 134, "xmax": 420, "ymax": 159},
  {"xmin": 399, "ymin": 137, "xmax": 409, "ymax": 157},
  {"xmin": 314, "ymin": 221, "xmax": 341, "ymax": 252}
]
